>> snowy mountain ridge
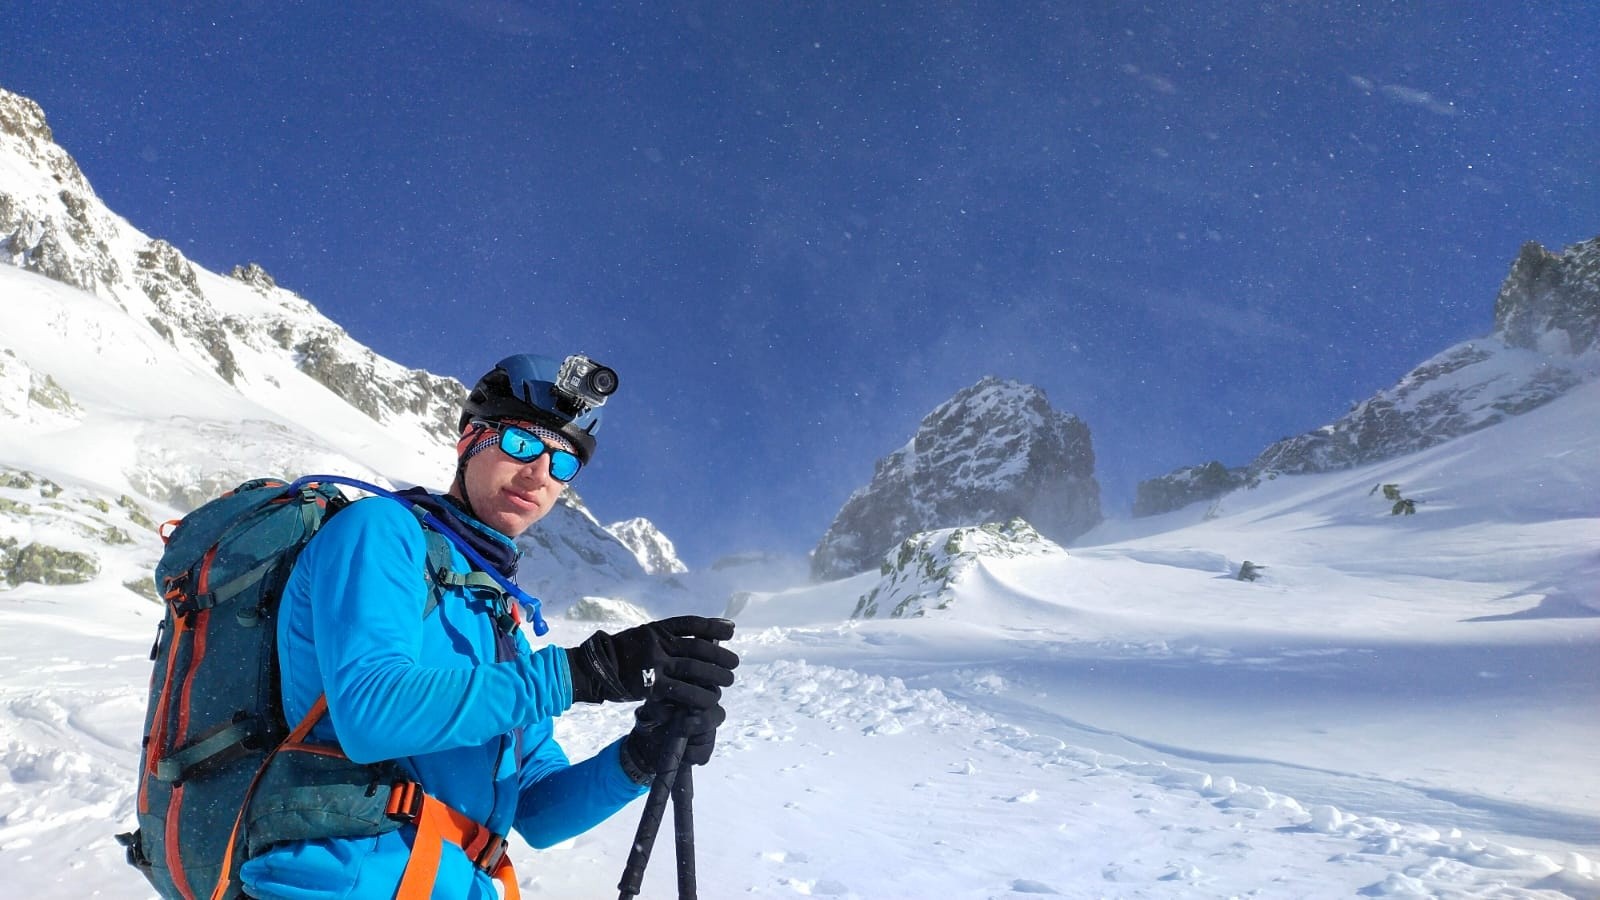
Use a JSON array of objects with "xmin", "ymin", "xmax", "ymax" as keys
[
  {"xmin": 1, "ymin": 88, "xmax": 461, "ymax": 447},
  {"xmin": 0, "ymin": 85, "xmax": 652, "ymax": 603},
  {"xmin": 1136, "ymin": 234, "xmax": 1600, "ymax": 515}
]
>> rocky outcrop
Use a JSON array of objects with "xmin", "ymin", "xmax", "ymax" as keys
[
  {"xmin": 5, "ymin": 542, "xmax": 99, "ymax": 586},
  {"xmin": 0, "ymin": 91, "xmax": 124, "ymax": 296},
  {"xmin": 1494, "ymin": 239, "xmax": 1600, "ymax": 355},
  {"xmin": 1133, "ymin": 461, "xmax": 1251, "ymax": 518},
  {"xmin": 0, "ymin": 349, "xmax": 82, "ymax": 425},
  {"xmin": 137, "ymin": 239, "xmax": 240, "ymax": 383},
  {"xmin": 229, "ymin": 262, "xmax": 278, "ymax": 291},
  {"xmin": 564, "ymin": 595, "xmax": 652, "ymax": 627},
  {"xmin": 812, "ymin": 377, "xmax": 1100, "ymax": 580},
  {"xmin": 852, "ymin": 519, "xmax": 1062, "ymax": 619},
  {"xmin": 0, "ymin": 467, "xmax": 168, "ymax": 589},
  {"xmin": 274, "ymin": 323, "xmax": 463, "ymax": 443}
]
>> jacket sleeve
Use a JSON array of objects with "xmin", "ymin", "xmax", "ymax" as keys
[
  {"xmin": 301, "ymin": 498, "xmax": 573, "ymax": 763},
  {"xmin": 512, "ymin": 723, "xmax": 649, "ymax": 849},
  {"xmin": 512, "ymin": 730, "xmax": 643, "ymax": 845}
]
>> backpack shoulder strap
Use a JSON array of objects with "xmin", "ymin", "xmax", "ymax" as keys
[{"xmin": 410, "ymin": 509, "xmax": 508, "ymax": 619}]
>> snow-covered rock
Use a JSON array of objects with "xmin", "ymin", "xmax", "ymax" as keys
[
  {"xmin": 514, "ymin": 496, "xmax": 650, "ymax": 601},
  {"xmin": 811, "ymin": 376, "xmax": 1100, "ymax": 580},
  {"xmin": 852, "ymin": 518, "xmax": 1064, "ymax": 619},
  {"xmin": 1495, "ymin": 238, "xmax": 1600, "ymax": 355},
  {"xmin": 0, "ymin": 348, "xmax": 81, "ymax": 428},
  {"xmin": 607, "ymin": 516, "xmax": 688, "ymax": 575}
]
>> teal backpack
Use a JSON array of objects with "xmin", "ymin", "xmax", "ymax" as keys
[{"xmin": 117, "ymin": 476, "xmax": 547, "ymax": 900}]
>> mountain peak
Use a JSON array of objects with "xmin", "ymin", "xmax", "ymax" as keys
[
  {"xmin": 1493, "ymin": 236, "xmax": 1600, "ymax": 355},
  {"xmin": 0, "ymin": 90, "xmax": 53, "ymax": 145},
  {"xmin": 229, "ymin": 262, "xmax": 279, "ymax": 292},
  {"xmin": 811, "ymin": 376, "xmax": 1101, "ymax": 580},
  {"xmin": 607, "ymin": 517, "xmax": 688, "ymax": 575}
]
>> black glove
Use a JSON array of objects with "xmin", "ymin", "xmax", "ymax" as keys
[
  {"xmin": 566, "ymin": 616, "xmax": 738, "ymax": 708},
  {"xmin": 622, "ymin": 696, "xmax": 727, "ymax": 779}
]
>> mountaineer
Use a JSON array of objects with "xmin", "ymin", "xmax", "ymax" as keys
[{"xmin": 236, "ymin": 352, "xmax": 739, "ymax": 898}]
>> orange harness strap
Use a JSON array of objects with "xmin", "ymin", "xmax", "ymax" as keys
[{"xmin": 386, "ymin": 782, "xmax": 520, "ymax": 900}]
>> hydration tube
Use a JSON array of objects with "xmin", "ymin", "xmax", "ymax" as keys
[{"xmin": 287, "ymin": 475, "xmax": 550, "ymax": 635}]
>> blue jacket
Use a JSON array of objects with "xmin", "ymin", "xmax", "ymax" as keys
[{"xmin": 240, "ymin": 496, "xmax": 647, "ymax": 899}]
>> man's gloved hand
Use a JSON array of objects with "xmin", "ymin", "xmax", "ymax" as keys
[
  {"xmin": 622, "ymin": 695, "xmax": 727, "ymax": 779},
  {"xmin": 566, "ymin": 615, "xmax": 738, "ymax": 707}
]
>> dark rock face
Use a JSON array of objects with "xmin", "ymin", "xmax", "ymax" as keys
[
  {"xmin": 283, "ymin": 326, "xmax": 463, "ymax": 444},
  {"xmin": 1133, "ymin": 461, "xmax": 1251, "ymax": 518},
  {"xmin": 0, "ymin": 92, "xmax": 123, "ymax": 296},
  {"xmin": 229, "ymin": 262, "xmax": 278, "ymax": 291},
  {"xmin": 1494, "ymin": 239, "xmax": 1600, "ymax": 355},
  {"xmin": 136, "ymin": 239, "xmax": 240, "ymax": 383},
  {"xmin": 811, "ymin": 376, "xmax": 1101, "ymax": 580}
]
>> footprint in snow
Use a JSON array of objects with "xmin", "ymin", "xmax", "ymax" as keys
[{"xmin": 761, "ymin": 849, "xmax": 810, "ymax": 864}]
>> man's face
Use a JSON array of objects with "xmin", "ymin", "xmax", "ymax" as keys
[{"xmin": 459, "ymin": 431, "xmax": 567, "ymax": 537}]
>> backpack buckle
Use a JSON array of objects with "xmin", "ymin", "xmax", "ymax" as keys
[
  {"xmin": 384, "ymin": 781, "xmax": 425, "ymax": 822},
  {"xmin": 472, "ymin": 832, "xmax": 509, "ymax": 872}
]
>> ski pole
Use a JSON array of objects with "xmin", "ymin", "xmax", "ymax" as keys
[
  {"xmin": 674, "ymin": 762, "xmax": 696, "ymax": 898},
  {"xmin": 617, "ymin": 714, "xmax": 689, "ymax": 900}
]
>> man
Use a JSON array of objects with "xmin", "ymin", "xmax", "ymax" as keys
[{"xmin": 240, "ymin": 353, "xmax": 739, "ymax": 899}]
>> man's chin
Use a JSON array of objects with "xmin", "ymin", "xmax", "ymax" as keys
[{"xmin": 486, "ymin": 507, "xmax": 544, "ymax": 538}]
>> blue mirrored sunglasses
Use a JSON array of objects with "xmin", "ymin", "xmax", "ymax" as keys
[{"xmin": 495, "ymin": 424, "xmax": 582, "ymax": 483}]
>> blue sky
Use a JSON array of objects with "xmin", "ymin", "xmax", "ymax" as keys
[{"xmin": 5, "ymin": 2, "xmax": 1596, "ymax": 566}]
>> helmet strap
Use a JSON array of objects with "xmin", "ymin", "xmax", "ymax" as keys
[{"xmin": 449, "ymin": 422, "xmax": 492, "ymax": 520}]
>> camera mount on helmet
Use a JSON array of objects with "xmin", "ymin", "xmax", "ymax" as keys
[{"xmin": 553, "ymin": 354, "xmax": 618, "ymax": 418}]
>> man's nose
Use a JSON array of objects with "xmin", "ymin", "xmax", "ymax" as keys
[{"xmin": 517, "ymin": 452, "xmax": 554, "ymax": 482}]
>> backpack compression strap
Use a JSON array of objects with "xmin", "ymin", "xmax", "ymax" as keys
[{"xmin": 208, "ymin": 696, "xmax": 331, "ymax": 900}]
